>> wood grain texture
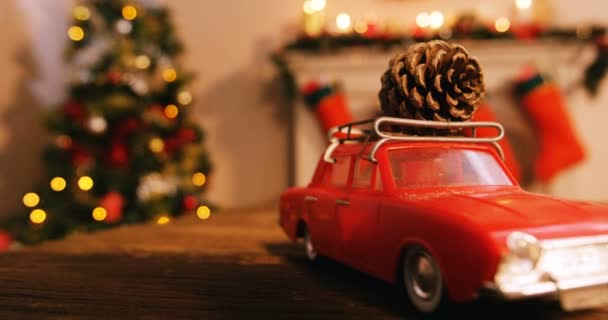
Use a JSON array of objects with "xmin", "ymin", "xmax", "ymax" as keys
[{"xmin": 0, "ymin": 208, "xmax": 607, "ymax": 319}]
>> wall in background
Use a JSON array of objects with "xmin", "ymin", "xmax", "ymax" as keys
[{"xmin": 0, "ymin": 0, "xmax": 607, "ymax": 217}]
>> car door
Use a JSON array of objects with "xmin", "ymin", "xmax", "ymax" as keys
[
  {"xmin": 305, "ymin": 155, "xmax": 352, "ymax": 258},
  {"xmin": 335, "ymin": 157, "xmax": 382, "ymax": 271}
]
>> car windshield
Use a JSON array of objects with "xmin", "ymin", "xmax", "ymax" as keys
[{"xmin": 388, "ymin": 147, "xmax": 513, "ymax": 189}]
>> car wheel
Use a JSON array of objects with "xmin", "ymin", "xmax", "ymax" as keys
[
  {"xmin": 303, "ymin": 227, "xmax": 318, "ymax": 262},
  {"xmin": 401, "ymin": 246, "xmax": 446, "ymax": 315}
]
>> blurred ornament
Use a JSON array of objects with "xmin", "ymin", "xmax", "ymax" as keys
[
  {"xmin": 335, "ymin": 13, "xmax": 352, "ymax": 34},
  {"xmin": 164, "ymin": 104, "xmax": 179, "ymax": 119},
  {"xmin": 99, "ymin": 191, "xmax": 125, "ymax": 223},
  {"xmin": 177, "ymin": 90, "xmax": 192, "ymax": 105},
  {"xmin": 148, "ymin": 137, "xmax": 165, "ymax": 153},
  {"xmin": 127, "ymin": 75, "xmax": 150, "ymax": 95},
  {"xmin": 182, "ymin": 195, "xmax": 198, "ymax": 211},
  {"xmin": 114, "ymin": 118, "xmax": 141, "ymax": 138},
  {"xmin": 115, "ymin": 19, "xmax": 133, "ymax": 34},
  {"xmin": 73, "ymin": 5, "xmax": 90, "ymax": 21},
  {"xmin": 50, "ymin": 177, "xmax": 67, "ymax": 192},
  {"xmin": 192, "ymin": 172, "xmax": 206, "ymax": 187},
  {"xmin": 22, "ymin": 192, "xmax": 40, "ymax": 208},
  {"xmin": 105, "ymin": 93, "xmax": 137, "ymax": 109},
  {"xmin": 71, "ymin": 144, "xmax": 93, "ymax": 167},
  {"xmin": 108, "ymin": 142, "xmax": 129, "ymax": 167},
  {"xmin": 78, "ymin": 176, "xmax": 94, "ymax": 191},
  {"xmin": 162, "ymin": 68, "xmax": 177, "ymax": 82},
  {"xmin": 137, "ymin": 173, "xmax": 178, "ymax": 202},
  {"xmin": 135, "ymin": 55, "xmax": 151, "ymax": 69},
  {"xmin": 62, "ymin": 101, "xmax": 86, "ymax": 122},
  {"xmin": 30, "ymin": 209, "xmax": 47, "ymax": 224},
  {"xmin": 0, "ymin": 232, "xmax": 12, "ymax": 251},
  {"xmin": 87, "ymin": 115, "xmax": 107, "ymax": 134},
  {"xmin": 68, "ymin": 26, "xmax": 85, "ymax": 41},
  {"xmin": 92, "ymin": 207, "xmax": 107, "ymax": 221},
  {"xmin": 196, "ymin": 206, "xmax": 211, "ymax": 220},
  {"xmin": 122, "ymin": 5, "xmax": 138, "ymax": 20},
  {"xmin": 144, "ymin": 104, "xmax": 173, "ymax": 127},
  {"xmin": 107, "ymin": 71, "xmax": 122, "ymax": 85},
  {"xmin": 55, "ymin": 135, "xmax": 73, "ymax": 149}
]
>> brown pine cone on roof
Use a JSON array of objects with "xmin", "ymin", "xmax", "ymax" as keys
[{"xmin": 379, "ymin": 40, "xmax": 485, "ymax": 133}]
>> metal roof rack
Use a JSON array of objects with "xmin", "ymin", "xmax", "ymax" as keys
[{"xmin": 323, "ymin": 116, "xmax": 505, "ymax": 163}]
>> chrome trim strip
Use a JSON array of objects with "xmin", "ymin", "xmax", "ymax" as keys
[{"xmin": 541, "ymin": 234, "xmax": 608, "ymax": 249}]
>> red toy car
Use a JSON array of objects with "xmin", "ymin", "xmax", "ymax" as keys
[{"xmin": 279, "ymin": 117, "xmax": 608, "ymax": 315}]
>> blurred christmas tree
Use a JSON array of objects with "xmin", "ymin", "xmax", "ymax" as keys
[{"xmin": 3, "ymin": 0, "xmax": 212, "ymax": 245}]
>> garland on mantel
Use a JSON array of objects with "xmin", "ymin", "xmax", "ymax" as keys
[{"xmin": 272, "ymin": 25, "xmax": 608, "ymax": 102}]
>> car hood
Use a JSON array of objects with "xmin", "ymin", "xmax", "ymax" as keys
[{"xmin": 401, "ymin": 187, "xmax": 608, "ymax": 240}]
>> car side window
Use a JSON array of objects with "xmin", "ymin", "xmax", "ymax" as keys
[
  {"xmin": 329, "ymin": 156, "xmax": 351, "ymax": 188},
  {"xmin": 352, "ymin": 158, "xmax": 374, "ymax": 189}
]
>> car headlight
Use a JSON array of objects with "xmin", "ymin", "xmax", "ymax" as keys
[
  {"xmin": 506, "ymin": 231, "xmax": 542, "ymax": 265},
  {"xmin": 494, "ymin": 232, "xmax": 543, "ymax": 290}
]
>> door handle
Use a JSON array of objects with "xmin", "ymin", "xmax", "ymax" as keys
[
  {"xmin": 335, "ymin": 199, "xmax": 350, "ymax": 206},
  {"xmin": 304, "ymin": 195, "xmax": 318, "ymax": 202}
]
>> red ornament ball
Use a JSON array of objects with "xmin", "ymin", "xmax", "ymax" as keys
[
  {"xmin": 107, "ymin": 71, "xmax": 122, "ymax": 85},
  {"xmin": 109, "ymin": 142, "xmax": 129, "ymax": 167},
  {"xmin": 183, "ymin": 195, "xmax": 198, "ymax": 211},
  {"xmin": 62, "ymin": 101, "xmax": 86, "ymax": 122},
  {"xmin": 0, "ymin": 232, "xmax": 12, "ymax": 251},
  {"xmin": 99, "ymin": 191, "xmax": 125, "ymax": 223}
]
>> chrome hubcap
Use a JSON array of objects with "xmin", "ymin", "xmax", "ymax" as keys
[{"xmin": 408, "ymin": 253, "xmax": 439, "ymax": 300}]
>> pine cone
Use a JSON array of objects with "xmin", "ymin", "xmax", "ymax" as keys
[{"xmin": 379, "ymin": 40, "xmax": 485, "ymax": 124}]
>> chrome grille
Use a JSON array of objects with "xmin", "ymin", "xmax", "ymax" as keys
[{"xmin": 538, "ymin": 241, "xmax": 608, "ymax": 280}]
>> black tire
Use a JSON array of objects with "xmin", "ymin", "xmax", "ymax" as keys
[
  {"xmin": 302, "ymin": 226, "xmax": 318, "ymax": 262},
  {"xmin": 400, "ymin": 245, "xmax": 449, "ymax": 316}
]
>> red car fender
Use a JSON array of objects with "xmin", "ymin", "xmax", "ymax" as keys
[{"xmin": 380, "ymin": 201, "xmax": 502, "ymax": 302}]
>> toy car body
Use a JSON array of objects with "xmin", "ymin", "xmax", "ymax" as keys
[{"xmin": 278, "ymin": 117, "xmax": 608, "ymax": 315}]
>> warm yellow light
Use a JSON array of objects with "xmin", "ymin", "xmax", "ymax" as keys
[
  {"xmin": 495, "ymin": 17, "xmax": 511, "ymax": 33},
  {"xmin": 196, "ymin": 206, "xmax": 211, "ymax": 220},
  {"xmin": 73, "ymin": 6, "xmax": 91, "ymax": 21},
  {"xmin": 50, "ymin": 177, "xmax": 67, "ymax": 192},
  {"xmin": 157, "ymin": 216, "xmax": 170, "ymax": 225},
  {"xmin": 354, "ymin": 20, "xmax": 368, "ymax": 34},
  {"xmin": 429, "ymin": 11, "xmax": 444, "ymax": 30},
  {"xmin": 336, "ymin": 13, "xmax": 352, "ymax": 32},
  {"xmin": 149, "ymin": 138, "xmax": 164, "ymax": 153},
  {"xmin": 416, "ymin": 12, "xmax": 430, "ymax": 28},
  {"xmin": 30, "ymin": 209, "xmax": 47, "ymax": 224},
  {"xmin": 78, "ymin": 176, "xmax": 94, "ymax": 191},
  {"xmin": 177, "ymin": 91, "xmax": 192, "ymax": 105},
  {"xmin": 68, "ymin": 26, "xmax": 85, "ymax": 41},
  {"xmin": 122, "ymin": 5, "xmax": 138, "ymax": 20},
  {"xmin": 310, "ymin": 0, "xmax": 326, "ymax": 11},
  {"xmin": 134, "ymin": 55, "xmax": 151, "ymax": 69},
  {"xmin": 192, "ymin": 172, "xmax": 206, "ymax": 187},
  {"xmin": 302, "ymin": 1, "xmax": 314, "ymax": 14},
  {"xmin": 515, "ymin": 0, "xmax": 533, "ymax": 10},
  {"xmin": 22, "ymin": 192, "xmax": 40, "ymax": 207},
  {"xmin": 164, "ymin": 104, "xmax": 179, "ymax": 119},
  {"xmin": 92, "ymin": 207, "xmax": 107, "ymax": 221},
  {"xmin": 162, "ymin": 68, "xmax": 177, "ymax": 82}
]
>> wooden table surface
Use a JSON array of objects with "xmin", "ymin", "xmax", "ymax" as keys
[{"xmin": 0, "ymin": 207, "xmax": 607, "ymax": 319}]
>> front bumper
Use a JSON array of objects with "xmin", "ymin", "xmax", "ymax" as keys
[{"xmin": 482, "ymin": 274, "xmax": 608, "ymax": 310}]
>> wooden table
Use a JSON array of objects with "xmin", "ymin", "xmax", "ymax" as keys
[{"xmin": 0, "ymin": 208, "xmax": 606, "ymax": 319}]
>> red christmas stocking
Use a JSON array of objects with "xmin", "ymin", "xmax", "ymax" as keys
[
  {"xmin": 514, "ymin": 68, "xmax": 586, "ymax": 183},
  {"xmin": 470, "ymin": 103, "xmax": 522, "ymax": 182},
  {"xmin": 302, "ymin": 80, "xmax": 353, "ymax": 134}
]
